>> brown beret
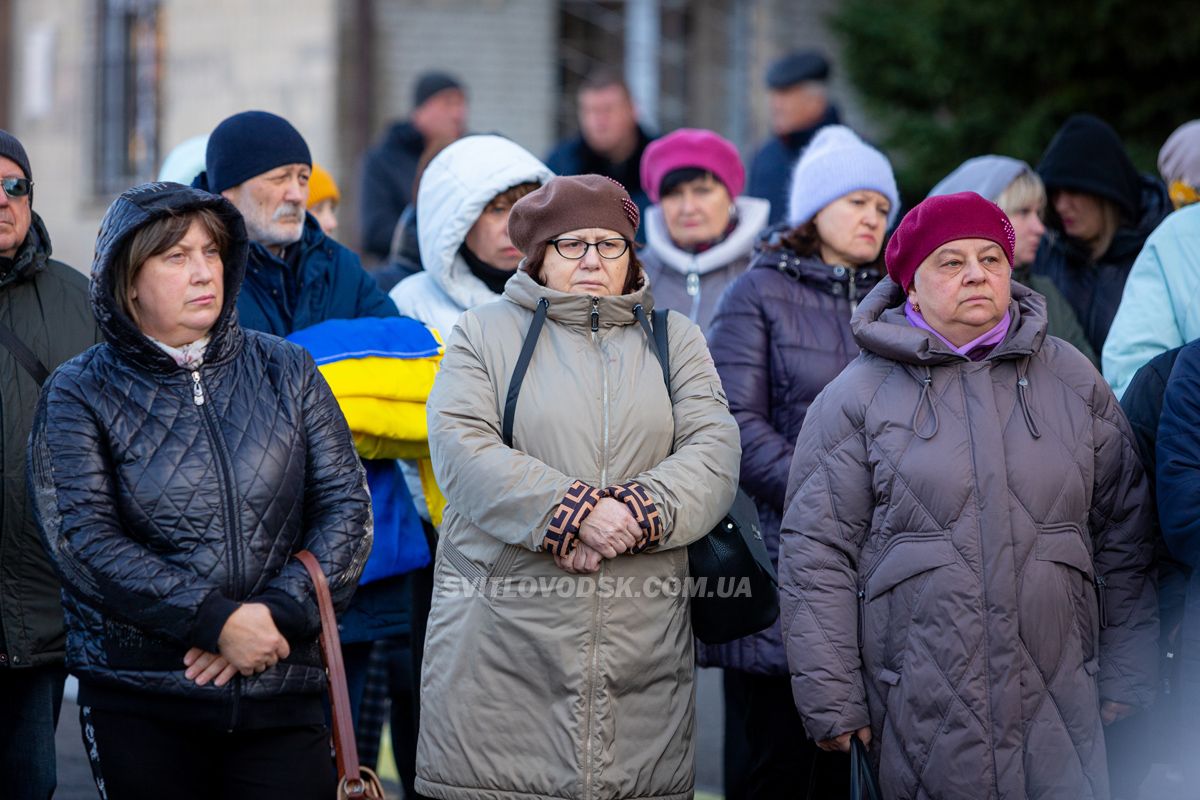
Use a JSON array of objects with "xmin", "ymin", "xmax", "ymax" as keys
[{"xmin": 508, "ymin": 174, "xmax": 640, "ymax": 255}]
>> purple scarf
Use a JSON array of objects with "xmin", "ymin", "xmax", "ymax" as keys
[{"xmin": 904, "ymin": 301, "xmax": 1011, "ymax": 361}]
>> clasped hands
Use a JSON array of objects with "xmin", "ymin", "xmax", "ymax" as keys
[
  {"xmin": 553, "ymin": 497, "xmax": 644, "ymax": 574},
  {"xmin": 182, "ymin": 602, "xmax": 289, "ymax": 687}
]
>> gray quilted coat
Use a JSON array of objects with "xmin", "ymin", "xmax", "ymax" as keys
[
  {"xmin": 28, "ymin": 183, "xmax": 373, "ymax": 712},
  {"xmin": 780, "ymin": 278, "xmax": 1157, "ymax": 799}
]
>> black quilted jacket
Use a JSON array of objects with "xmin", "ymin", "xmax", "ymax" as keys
[{"xmin": 28, "ymin": 183, "xmax": 372, "ymax": 723}]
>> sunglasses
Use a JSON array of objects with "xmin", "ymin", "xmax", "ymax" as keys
[{"xmin": 1, "ymin": 177, "xmax": 32, "ymax": 198}]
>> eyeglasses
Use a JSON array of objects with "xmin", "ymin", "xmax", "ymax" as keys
[
  {"xmin": 548, "ymin": 238, "xmax": 630, "ymax": 260},
  {"xmin": 0, "ymin": 177, "xmax": 32, "ymax": 198}
]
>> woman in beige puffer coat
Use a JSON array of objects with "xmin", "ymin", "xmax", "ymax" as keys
[
  {"xmin": 418, "ymin": 175, "xmax": 741, "ymax": 800},
  {"xmin": 780, "ymin": 193, "xmax": 1158, "ymax": 799}
]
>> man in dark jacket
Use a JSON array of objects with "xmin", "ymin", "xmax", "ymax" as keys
[
  {"xmin": 0, "ymin": 130, "xmax": 102, "ymax": 800},
  {"xmin": 546, "ymin": 72, "xmax": 654, "ymax": 237},
  {"xmin": 746, "ymin": 51, "xmax": 840, "ymax": 225},
  {"xmin": 360, "ymin": 72, "xmax": 467, "ymax": 261},
  {"xmin": 195, "ymin": 110, "xmax": 399, "ymax": 335}
]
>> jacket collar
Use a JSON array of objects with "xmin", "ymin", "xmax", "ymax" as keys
[
  {"xmin": 503, "ymin": 269, "xmax": 654, "ymax": 330},
  {"xmin": 0, "ymin": 212, "xmax": 52, "ymax": 289},
  {"xmin": 644, "ymin": 197, "xmax": 770, "ymax": 277},
  {"xmin": 248, "ymin": 212, "xmax": 326, "ymax": 270},
  {"xmin": 851, "ymin": 277, "xmax": 1048, "ymax": 366},
  {"xmin": 755, "ymin": 249, "xmax": 882, "ymax": 302}
]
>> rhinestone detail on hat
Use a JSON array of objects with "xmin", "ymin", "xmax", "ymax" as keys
[
  {"xmin": 621, "ymin": 197, "xmax": 640, "ymax": 230},
  {"xmin": 1001, "ymin": 215, "xmax": 1016, "ymax": 257}
]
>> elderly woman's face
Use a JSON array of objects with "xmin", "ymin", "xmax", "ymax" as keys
[
  {"xmin": 131, "ymin": 219, "xmax": 224, "ymax": 347},
  {"xmin": 541, "ymin": 227, "xmax": 630, "ymax": 296},
  {"xmin": 907, "ymin": 238, "xmax": 1011, "ymax": 347},
  {"xmin": 661, "ymin": 174, "xmax": 733, "ymax": 247}
]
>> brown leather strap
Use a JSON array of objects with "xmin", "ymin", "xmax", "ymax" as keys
[{"xmin": 293, "ymin": 550, "xmax": 372, "ymax": 795}]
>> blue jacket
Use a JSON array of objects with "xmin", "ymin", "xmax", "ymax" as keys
[
  {"xmin": 1154, "ymin": 341, "xmax": 1200, "ymax": 727},
  {"xmin": 238, "ymin": 213, "xmax": 399, "ymax": 337},
  {"xmin": 746, "ymin": 106, "xmax": 840, "ymax": 226},
  {"xmin": 1104, "ymin": 203, "xmax": 1200, "ymax": 399}
]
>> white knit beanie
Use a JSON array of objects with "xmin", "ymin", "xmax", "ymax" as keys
[{"xmin": 787, "ymin": 125, "xmax": 899, "ymax": 227}]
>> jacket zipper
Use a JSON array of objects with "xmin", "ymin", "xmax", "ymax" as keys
[
  {"xmin": 849, "ymin": 269, "xmax": 858, "ymax": 315},
  {"xmin": 686, "ymin": 262, "xmax": 701, "ymax": 323},
  {"xmin": 857, "ymin": 589, "xmax": 866, "ymax": 650},
  {"xmin": 584, "ymin": 296, "xmax": 607, "ymax": 800},
  {"xmin": 191, "ymin": 368, "xmax": 244, "ymax": 729},
  {"xmin": 1095, "ymin": 574, "xmax": 1108, "ymax": 629}
]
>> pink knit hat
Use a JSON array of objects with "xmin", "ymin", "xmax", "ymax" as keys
[
  {"xmin": 640, "ymin": 128, "xmax": 745, "ymax": 203},
  {"xmin": 884, "ymin": 192, "xmax": 1016, "ymax": 290}
]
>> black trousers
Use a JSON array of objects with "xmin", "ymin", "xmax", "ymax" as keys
[
  {"xmin": 80, "ymin": 705, "xmax": 336, "ymax": 800},
  {"xmin": 0, "ymin": 664, "xmax": 66, "ymax": 800},
  {"xmin": 722, "ymin": 669, "xmax": 850, "ymax": 799}
]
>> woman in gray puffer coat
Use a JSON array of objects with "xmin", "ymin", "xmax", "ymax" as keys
[{"xmin": 781, "ymin": 192, "xmax": 1158, "ymax": 799}]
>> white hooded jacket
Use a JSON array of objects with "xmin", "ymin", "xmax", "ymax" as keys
[{"xmin": 388, "ymin": 135, "xmax": 555, "ymax": 339}]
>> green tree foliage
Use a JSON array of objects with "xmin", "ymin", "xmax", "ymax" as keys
[{"xmin": 830, "ymin": 0, "xmax": 1200, "ymax": 200}]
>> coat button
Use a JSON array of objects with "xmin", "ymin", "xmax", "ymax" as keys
[
  {"xmin": 834, "ymin": 266, "xmax": 846, "ymax": 277},
  {"xmin": 0, "ymin": 653, "xmax": 8, "ymax": 664}
]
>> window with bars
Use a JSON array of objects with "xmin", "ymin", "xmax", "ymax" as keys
[{"xmin": 94, "ymin": 0, "xmax": 161, "ymax": 196}]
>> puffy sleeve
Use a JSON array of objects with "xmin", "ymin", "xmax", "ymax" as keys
[
  {"xmin": 708, "ymin": 271, "xmax": 794, "ymax": 512},
  {"xmin": 777, "ymin": 371, "xmax": 875, "ymax": 742},
  {"xmin": 255, "ymin": 352, "xmax": 375, "ymax": 642},
  {"xmin": 1088, "ymin": 368, "xmax": 1158, "ymax": 709},
  {"xmin": 28, "ymin": 367, "xmax": 237, "ymax": 652},
  {"xmin": 608, "ymin": 312, "xmax": 741, "ymax": 550},
  {"xmin": 427, "ymin": 311, "xmax": 590, "ymax": 553},
  {"xmin": 1103, "ymin": 215, "xmax": 1200, "ymax": 400}
]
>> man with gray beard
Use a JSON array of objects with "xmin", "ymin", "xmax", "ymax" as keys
[{"xmin": 194, "ymin": 110, "xmax": 397, "ymax": 335}]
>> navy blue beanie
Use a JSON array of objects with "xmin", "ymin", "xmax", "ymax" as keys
[{"xmin": 202, "ymin": 111, "xmax": 311, "ymax": 194}]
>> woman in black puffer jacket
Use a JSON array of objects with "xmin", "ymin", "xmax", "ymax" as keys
[
  {"xmin": 701, "ymin": 125, "xmax": 898, "ymax": 800},
  {"xmin": 28, "ymin": 183, "xmax": 372, "ymax": 800}
]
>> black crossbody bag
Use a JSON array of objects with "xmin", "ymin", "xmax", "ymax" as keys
[
  {"xmin": 502, "ymin": 301, "xmax": 778, "ymax": 645},
  {"xmin": 0, "ymin": 320, "xmax": 50, "ymax": 386}
]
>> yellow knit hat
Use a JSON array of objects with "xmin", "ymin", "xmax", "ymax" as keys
[{"xmin": 308, "ymin": 163, "xmax": 340, "ymax": 208}]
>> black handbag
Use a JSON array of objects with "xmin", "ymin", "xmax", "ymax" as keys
[
  {"xmin": 647, "ymin": 309, "xmax": 779, "ymax": 645},
  {"xmin": 850, "ymin": 735, "xmax": 882, "ymax": 800}
]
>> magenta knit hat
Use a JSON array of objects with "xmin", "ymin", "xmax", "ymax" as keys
[
  {"xmin": 884, "ymin": 192, "xmax": 1016, "ymax": 291},
  {"xmin": 639, "ymin": 128, "xmax": 745, "ymax": 203}
]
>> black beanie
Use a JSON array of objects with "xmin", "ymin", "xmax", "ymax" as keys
[
  {"xmin": 0, "ymin": 130, "xmax": 31, "ymax": 182},
  {"xmin": 413, "ymin": 72, "xmax": 463, "ymax": 109},
  {"xmin": 202, "ymin": 111, "xmax": 311, "ymax": 194},
  {"xmin": 1037, "ymin": 114, "xmax": 1141, "ymax": 220}
]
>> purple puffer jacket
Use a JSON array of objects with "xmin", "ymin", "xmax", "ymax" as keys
[
  {"xmin": 698, "ymin": 248, "xmax": 882, "ymax": 675},
  {"xmin": 780, "ymin": 279, "xmax": 1157, "ymax": 799}
]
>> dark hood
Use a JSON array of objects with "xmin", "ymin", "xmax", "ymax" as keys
[
  {"xmin": 851, "ymin": 277, "xmax": 1048, "ymax": 366},
  {"xmin": 1, "ymin": 211, "xmax": 53, "ymax": 289},
  {"xmin": 1042, "ymin": 172, "xmax": 1171, "ymax": 264},
  {"xmin": 90, "ymin": 181, "xmax": 249, "ymax": 374},
  {"xmin": 1038, "ymin": 113, "xmax": 1142, "ymax": 220}
]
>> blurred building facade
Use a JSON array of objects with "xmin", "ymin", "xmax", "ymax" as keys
[{"xmin": 0, "ymin": 0, "xmax": 859, "ymax": 270}]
